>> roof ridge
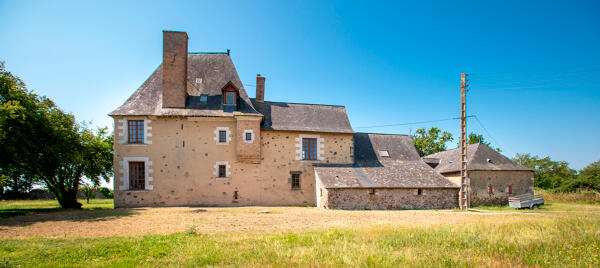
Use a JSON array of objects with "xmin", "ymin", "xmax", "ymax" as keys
[{"xmin": 251, "ymin": 99, "xmax": 346, "ymax": 107}]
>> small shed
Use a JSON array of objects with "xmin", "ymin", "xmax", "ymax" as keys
[{"xmin": 424, "ymin": 143, "xmax": 534, "ymax": 206}]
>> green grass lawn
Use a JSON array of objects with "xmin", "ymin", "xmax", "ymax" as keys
[
  {"xmin": 0, "ymin": 199, "xmax": 598, "ymax": 267},
  {"xmin": 0, "ymin": 199, "xmax": 113, "ymax": 218}
]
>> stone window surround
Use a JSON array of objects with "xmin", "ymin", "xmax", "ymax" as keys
[
  {"xmin": 118, "ymin": 157, "xmax": 153, "ymax": 191},
  {"xmin": 214, "ymin": 127, "xmax": 232, "ymax": 145},
  {"xmin": 213, "ymin": 161, "xmax": 231, "ymax": 179},
  {"xmin": 243, "ymin": 129, "xmax": 254, "ymax": 144},
  {"xmin": 295, "ymin": 134, "xmax": 325, "ymax": 161},
  {"xmin": 117, "ymin": 118, "xmax": 152, "ymax": 145},
  {"xmin": 414, "ymin": 188, "xmax": 427, "ymax": 196}
]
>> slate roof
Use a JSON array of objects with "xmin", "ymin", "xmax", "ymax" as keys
[
  {"xmin": 251, "ymin": 100, "xmax": 354, "ymax": 134},
  {"xmin": 315, "ymin": 133, "xmax": 458, "ymax": 189},
  {"xmin": 109, "ymin": 53, "xmax": 260, "ymax": 117},
  {"xmin": 423, "ymin": 143, "xmax": 533, "ymax": 174}
]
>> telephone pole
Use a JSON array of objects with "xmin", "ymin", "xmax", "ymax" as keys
[{"xmin": 460, "ymin": 73, "xmax": 470, "ymax": 210}]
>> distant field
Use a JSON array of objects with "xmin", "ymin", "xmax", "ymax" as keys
[{"xmin": 0, "ymin": 199, "xmax": 598, "ymax": 267}]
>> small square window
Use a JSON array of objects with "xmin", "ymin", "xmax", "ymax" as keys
[
  {"xmin": 218, "ymin": 165, "xmax": 227, "ymax": 178},
  {"xmin": 417, "ymin": 189, "xmax": 423, "ymax": 195},
  {"xmin": 200, "ymin": 94, "xmax": 208, "ymax": 103},
  {"xmin": 291, "ymin": 173, "xmax": 300, "ymax": 189},
  {"xmin": 369, "ymin": 189, "xmax": 376, "ymax": 195},
  {"xmin": 127, "ymin": 120, "xmax": 144, "ymax": 144},
  {"xmin": 219, "ymin": 131, "xmax": 227, "ymax": 143},
  {"xmin": 245, "ymin": 132, "xmax": 252, "ymax": 141}
]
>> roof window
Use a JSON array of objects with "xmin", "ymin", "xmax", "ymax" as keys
[{"xmin": 379, "ymin": 150, "xmax": 389, "ymax": 157}]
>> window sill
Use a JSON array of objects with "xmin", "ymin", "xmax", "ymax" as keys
[
  {"xmin": 122, "ymin": 189, "xmax": 150, "ymax": 192},
  {"xmin": 125, "ymin": 143, "xmax": 148, "ymax": 146},
  {"xmin": 216, "ymin": 177, "xmax": 230, "ymax": 180},
  {"xmin": 291, "ymin": 188, "xmax": 302, "ymax": 191}
]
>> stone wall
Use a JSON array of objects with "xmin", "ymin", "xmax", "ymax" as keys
[
  {"xmin": 322, "ymin": 188, "xmax": 458, "ymax": 210},
  {"xmin": 467, "ymin": 170, "xmax": 534, "ymax": 206},
  {"xmin": 113, "ymin": 116, "xmax": 354, "ymax": 207}
]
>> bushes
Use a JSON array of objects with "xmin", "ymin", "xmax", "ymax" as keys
[
  {"xmin": 99, "ymin": 187, "xmax": 113, "ymax": 199},
  {"xmin": 535, "ymin": 188, "xmax": 600, "ymax": 203}
]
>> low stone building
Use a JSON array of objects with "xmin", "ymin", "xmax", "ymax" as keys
[
  {"xmin": 315, "ymin": 133, "xmax": 459, "ymax": 209},
  {"xmin": 423, "ymin": 143, "xmax": 534, "ymax": 206}
]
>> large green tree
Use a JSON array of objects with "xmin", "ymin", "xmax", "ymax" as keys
[
  {"xmin": 512, "ymin": 153, "xmax": 577, "ymax": 190},
  {"xmin": 562, "ymin": 160, "xmax": 600, "ymax": 192},
  {"xmin": 0, "ymin": 62, "xmax": 113, "ymax": 208},
  {"xmin": 412, "ymin": 127, "xmax": 454, "ymax": 157}
]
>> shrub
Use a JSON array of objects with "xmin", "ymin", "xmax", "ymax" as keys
[{"xmin": 99, "ymin": 187, "xmax": 113, "ymax": 199}]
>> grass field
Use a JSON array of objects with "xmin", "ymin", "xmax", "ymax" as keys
[{"xmin": 0, "ymin": 199, "xmax": 599, "ymax": 267}]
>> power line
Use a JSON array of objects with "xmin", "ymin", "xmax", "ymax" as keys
[
  {"xmin": 469, "ymin": 69, "xmax": 600, "ymax": 81},
  {"xmin": 470, "ymin": 75, "xmax": 599, "ymax": 87},
  {"xmin": 472, "ymin": 115, "xmax": 500, "ymax": 149},
  {"xmin": 472, "ymin": 83, "xmax": 594, "ymax": 91},
  {"xmin": 355, "ymin": 116, "xmax": 474, "ymax": 129}
]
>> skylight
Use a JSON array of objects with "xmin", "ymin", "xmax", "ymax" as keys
[
  {"xmin": 379, "ymin": 150, "xmax": 389, "ymax": 157},
  {"xmin": 200, "ymin": 94, "xmax": 208, "ymax": 103}
]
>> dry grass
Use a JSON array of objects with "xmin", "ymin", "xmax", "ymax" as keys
[
  {"xmin": 1, "ymin": 200, "xmax": 599, "ymax": 267},
  {"xmin": 0, "ymin": 201, "xmax": 598, "ymax": 239}
]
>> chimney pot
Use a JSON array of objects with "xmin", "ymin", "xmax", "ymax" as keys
[{"xmin": 255, "ymin": 74, "xmax": 265, "ymax": 102}]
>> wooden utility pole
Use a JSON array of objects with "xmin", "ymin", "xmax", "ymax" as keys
[{"xmin": 460, "ymin": 73, "xmax": 470, "ymax": 210}]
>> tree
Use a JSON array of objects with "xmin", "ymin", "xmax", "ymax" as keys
[
  {"xmin": 80, "ymin": 182, "xmax": 98, "ymax": 204},
  {"xmin": 512, "ymin": 153, "xmax": 577, "ymax": 190},
  {"xmin": 561, "ymin": 160, "xmax": 600, "ymax": 192},
  {"xmin": 412, "ymin": 127, "xmax": 454, "ymax": 157},
  {"xmin": 0, "ymin": 62, "xmax": 113, "ymax": 208},
  {"xmin": 465, "ymin": 132, "xmax": 501, "ymax": 152}
]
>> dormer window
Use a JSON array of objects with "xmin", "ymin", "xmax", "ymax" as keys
[
  {"xmin": 221, "ymin": 81, "xmax": 240, "ymax": 112},
  {"xmin": 224, "ymin": 91, "xmax": 236, "ymax": 105},
  {"xmin": 200, "ymin": 94, "xmax": 208, "ymax": 103}
]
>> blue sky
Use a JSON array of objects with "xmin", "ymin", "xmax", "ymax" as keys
[{"xmin": 1, "ymin": 0, "xmax": 599, "ymax": 170}]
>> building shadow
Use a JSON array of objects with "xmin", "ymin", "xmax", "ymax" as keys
[{"xmin": 0, "ymin": 207, "xmax": 140, "ymax": 227}]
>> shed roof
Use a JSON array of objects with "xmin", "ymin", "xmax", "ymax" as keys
[
  {"xmin": 315, "ymin": 133, "xmax": 458, "ymax": 189},
  {"xmin": 423, "ymin": 143, "xmax": 533, "ymax": 174},
  {"xmin": 251, "ymin": 100, "xmax": 354, "ymax": 134},
  {"xmin": 109, "ymin": 53, "xmax": 260, "ymax": 117}
]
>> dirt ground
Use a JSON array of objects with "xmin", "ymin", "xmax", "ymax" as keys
[{"xmin": 2, "ymin": 203, "xmax": 598, "ymax": 239}]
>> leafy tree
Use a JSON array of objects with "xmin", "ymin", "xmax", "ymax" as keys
[
  {"xmin": 412, "ymin": 127, "xmax": 454, "ymax": 157},
  {"xmin": 465, "ymin": 132, "xmax": 501, "ymax": 152},
  {"xmin": 80, "ymin": 182, "xmax": 97, "ymax": 204},
  {"xmin": 512, "ymin": 153, "xmax": 576, "ymax": 190},
  {"xmin": 0, "ymin": 62, "xmax": 113, "ymax": 208},
  {"xmin": 561, "ymin": 161, "xmax": 600, "ymax": 192},
  {"xmin": 0, "ymin": 169, "xmax": 35, "ymax": 199}
]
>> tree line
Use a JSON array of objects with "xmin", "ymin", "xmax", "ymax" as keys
[
  {"xmin": 0, "ymin": 62, "xmax": 113, "ymax": 208},
  {"xmin": 411, "ymin": 126, "xmax": 599, "ymax": 193}
]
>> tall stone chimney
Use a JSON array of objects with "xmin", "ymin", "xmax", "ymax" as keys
[
  {"xmin": 255, "ymin": 74, "xmax": 265, "ymax": 102},
  {"xmin": 162, "ymin": 31, "xmax": 188, "ymax": 108}
]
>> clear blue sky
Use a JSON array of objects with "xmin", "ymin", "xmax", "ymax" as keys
[{"xmin": 1, "ymin": 0, "xmax": 599, "ymax": 170}]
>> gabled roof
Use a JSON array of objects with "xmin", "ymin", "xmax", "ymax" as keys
[
  {"xmin": 423, "ymin": 143, "xmax": 533, "ymax": 174},
  {"xmin": 251, "ymin": 100, "xmax": 354, "ymax": 134},
  {"xmin": 109, "ymin": 53, "xmax": 260, "ymax": 117},
  {"xmin": 315, "ymin": 133, "xmax": 458, "ymax": 189}
]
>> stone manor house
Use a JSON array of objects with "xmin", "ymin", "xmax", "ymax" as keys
[{"xmin": 110, "ymin": 31, "xmax": 533, "ymax": 209}]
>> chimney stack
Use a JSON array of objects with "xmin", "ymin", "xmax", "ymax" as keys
[
  {"xmin": 162, "ymin": 31, "xmax": 188, "ymax": 108},
  {"xmin": 255, "ymin": 74, "xmax": 265, "ymax": 102}
]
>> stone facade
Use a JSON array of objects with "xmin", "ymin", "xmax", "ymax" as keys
[
  {"xmin": 320, "ymin": 188, "xmax": 458, "ymax": 210},
  {"xmin": 441, "ymin": 170, "xmax": 534, "ymax": 206},
  {"xmin": 113, "ymin": 116, "xmax": 354, "ymax": 207}
]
